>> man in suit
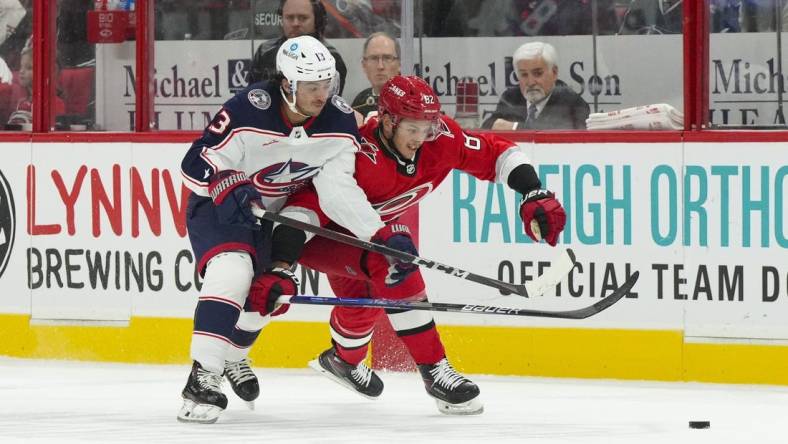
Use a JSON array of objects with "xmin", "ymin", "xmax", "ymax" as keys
[{"xmin": 482, "ymin": 41, "xmax": 589, "ymax": 130}]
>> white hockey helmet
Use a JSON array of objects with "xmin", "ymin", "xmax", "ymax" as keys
[
  {"xmin": 276, "ymin": 35, "xmax": 336, "ymax": 116},
  {"xmin": 277, "ymin": 35, "xmax": 335, "ymax": 83}
]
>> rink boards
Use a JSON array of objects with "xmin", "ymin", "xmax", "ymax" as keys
[{"xmin": 0, "ymin": 140, "xmax": 786, "ymax": 385}]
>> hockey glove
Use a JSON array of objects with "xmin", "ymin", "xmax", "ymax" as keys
[
  {"xmin": 248, "ymin": 267, "xmax": 299, "ymax": 317},
  {"xmin": 372, "ymin": 223, "xmax": 419, "ymax": 286},
  {"xmin": 519, "ymin": 189, "xmax": 566, "ymax": 247},
  {"xmin": 208, "ymin": 170, "xmax": 262, "ymax": 230}
]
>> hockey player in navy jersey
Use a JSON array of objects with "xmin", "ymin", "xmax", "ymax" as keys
[
  {"xmin": 176, "ymin": 35, "xmax": 367, "ymax": 423},
  {"xmin": 247, "ymin": 76, "xmax": 567, "ymax": 415}
]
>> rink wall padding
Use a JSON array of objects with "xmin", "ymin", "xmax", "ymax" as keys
[
  {"xmin": 2, "ymin": 313, "xmax": 788, "ymax": 385},
  {"xmin": 0, "ymin": 314, "xmax": 332, "ymax": 368},
  {"xmin": 435, "ymin": 326, "xmax": 788, "ymax": 386},
  {"xmin": 1, "ymin": 140, "xmax": 788, "ymax": 386}
]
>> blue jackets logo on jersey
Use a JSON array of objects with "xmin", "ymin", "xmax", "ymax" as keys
[
  {"xmin": 0, "ymin": 170, "xmax": 16, "ymax": 281},
  {"xmin": 331, "ymin": 95, "xmax": 353, "ymax": 114},
  {"xmin": 252, "ymin": 159, "xmax": 321, "ymax": 197},
  {"xmin": 248, "ymin": 89, "xmax": 272, "ymax": 110}
]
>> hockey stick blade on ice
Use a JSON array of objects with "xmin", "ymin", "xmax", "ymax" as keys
[
  {"xmin": 275, "ymin": 270, "xmax": 637, "ymax": 320},
  {"xmin": 254, "ymin": 207, "xmax": 575, "ymax": 298}
]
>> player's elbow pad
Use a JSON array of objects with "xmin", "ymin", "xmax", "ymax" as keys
[{"xmin": 507, "ymin": 163, "xmax": 542, "ymax": 196}]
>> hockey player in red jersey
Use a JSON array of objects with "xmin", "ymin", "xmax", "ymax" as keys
[{"xmin": 247, "ymin": 75, "xmax": 567, "ymax": 415}]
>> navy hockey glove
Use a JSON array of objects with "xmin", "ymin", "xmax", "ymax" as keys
[
  {"xmin": 248, "ymin": 267, "xmax": 299, "ymax": 317},
  {"xmin": 208, "ymin": 170, "xmax": 262, "ymax": 230},
  {"xmin": 519, "ymin": 189, "xmax": 566, "ymax": 246},
  {"xmin": 372, "ymin": 223, "xmax": 419, "ymax": 286}
]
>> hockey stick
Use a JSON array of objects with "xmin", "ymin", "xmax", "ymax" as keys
[
  {"xmin": 253, "ymin": 207, "xmax": 575, "ymax": 298},
  {"xmin": 275, "ymin": 270, "xmax": 638, "ymax": 320}
]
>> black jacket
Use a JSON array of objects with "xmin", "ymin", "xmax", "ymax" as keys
[
  {"xmin": 248, "ymin": 35, "xmax": 348, "ymax": 96},
  {"xmin": 351, "ymin": 87, "xmax": 378, "ymax": 118},
  {"xmin": 481, "ymin": 80, "xmax": 589, "ymax": 130}
]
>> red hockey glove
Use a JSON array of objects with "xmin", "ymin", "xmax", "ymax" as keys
[
  {"xmin": 372, "ymin": 223, "xmax": 419, "ymax": 286},
  {"xmin": 208, "ymin": 170, "xmax": 262, "ymax": 230},
  {"xmin": 519, "ymin": 189, "xmax": 566, "ymax": 246},
  {"xmin": 248, "ymin": 267, "xmax": 299, "ymax": 316}
]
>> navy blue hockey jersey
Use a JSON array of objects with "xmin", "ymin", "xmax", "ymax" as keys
[{"xmin": 181, "ymin": 82, "xmax": 380, "ymax": 237}]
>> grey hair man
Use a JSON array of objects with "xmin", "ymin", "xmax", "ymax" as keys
[{"xmin": 482, "ymin": 41, "xmax": 589, "ymax": 130}]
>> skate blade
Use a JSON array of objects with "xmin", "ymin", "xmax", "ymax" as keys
[
  {"xmin": 177, "ymin": 399, "xmax": 224, "ymax": 424},
  {"xmin": 244, "ymin": 400, "xmax": 255, "ymax": 411},
  {"xmin": 307, "ymin": 358, "xmax": 380, "ymax": 401},
  {"xmin": 435, "ymin": 397, "xmax": 484, "ymax": 416}
]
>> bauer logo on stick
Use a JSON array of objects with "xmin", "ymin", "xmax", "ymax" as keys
[{"xmin": 0, "ymin": 170, "xmax": 16, "ymax": 281}]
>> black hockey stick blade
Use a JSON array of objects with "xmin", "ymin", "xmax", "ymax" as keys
[
  {"xmin": 253, "ymin": 207, "xmax": 575, "ymax": 297},
  {"xmin": 275, "ymin": 270, "xmax": 636, "ymax": 320}
]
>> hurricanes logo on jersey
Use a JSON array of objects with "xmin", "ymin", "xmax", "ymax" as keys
[
  {"xmin": 0, "ymin": 169, "xmax": 15, "ymax": 282},
  {"xmin": 372, "ymin": 182, "xmax": 433, "ymax": 221},
  {"xmin": 251, "ymin": 159, "xmax": 321, "ymax": 197},
  {"xmin": 359, "ymin": 137, "xmax": 379, "ymax": 164},
  {"xmin": 436, "ymin": 119, "xmax": 453, "ymax": 139}
]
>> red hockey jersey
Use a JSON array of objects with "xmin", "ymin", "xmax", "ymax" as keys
[{"xmin": 312, "ymin": 115, "xmax": 532, "ymax": 240}]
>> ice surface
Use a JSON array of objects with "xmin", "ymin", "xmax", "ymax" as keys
[{"xmin": 0, "ymin": 357, "xmax": 785, "ymax": 443}]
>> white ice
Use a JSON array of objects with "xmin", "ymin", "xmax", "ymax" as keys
[{"xmin": 0, "ymin": 357, "xmax": 785, "ymax": 444}]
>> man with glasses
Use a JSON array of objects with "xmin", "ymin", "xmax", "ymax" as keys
[{"xmin": 351, "ymin": 32, "xmax": 400, "ymax": 121}]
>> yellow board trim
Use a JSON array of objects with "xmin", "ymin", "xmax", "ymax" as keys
[
  {"xmin": 437, "ymin": 325, "xmax": 685, "ymax": 381},
  {"xmin": 1, "ymin": 314, "xmax": 787, "ymax": 385},
  {"xmin": 0, "ymin": 314, "xmax": 330, "ymax": 367}
]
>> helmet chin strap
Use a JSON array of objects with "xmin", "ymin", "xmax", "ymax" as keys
[{"xmin": 280, "ymin": 82, "xmax": 310, "ymax": 119}]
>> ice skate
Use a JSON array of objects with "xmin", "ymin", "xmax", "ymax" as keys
[
  {"xmin": 308, "ymin": 347, "xmax": 384, "ymax": 399},
  {"xmin": 177, "ymin": 361, "xmax": 228, "ymax": 424},
  {"xmin": 224, "ymin": 358, "xmax": 259, "ymax": 410},
  {"xmin": 418, "ymin": 358, "xmax": 483, "ymax": 415}
]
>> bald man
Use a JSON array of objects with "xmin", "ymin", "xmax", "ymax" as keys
[{"xmin": 351, "ymin": 32, "xmax": 401, "ymax": 121}]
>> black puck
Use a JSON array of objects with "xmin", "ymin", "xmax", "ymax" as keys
[{"xmin": 689, "ymin": 421, "xmax": 710, "ymax": 429}]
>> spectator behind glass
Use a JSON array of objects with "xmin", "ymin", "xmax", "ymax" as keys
[
  {"xmin": 0, "ymin": 43, "xmax": 65, "ymax": 129},
  {"xmin": 351, "ymin": 32, "xmax": 400, "ymax": 121},
  {"xmin": 481, "ymin": 41, "xmax": 589, "ymax": 130},
  {"xmin": 0, "ymin": 0, "xmax": 29, "ymax": 72},
  {"xmin": 249, "ymin": 0, "xmax": 348, "ymax": 95}
]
